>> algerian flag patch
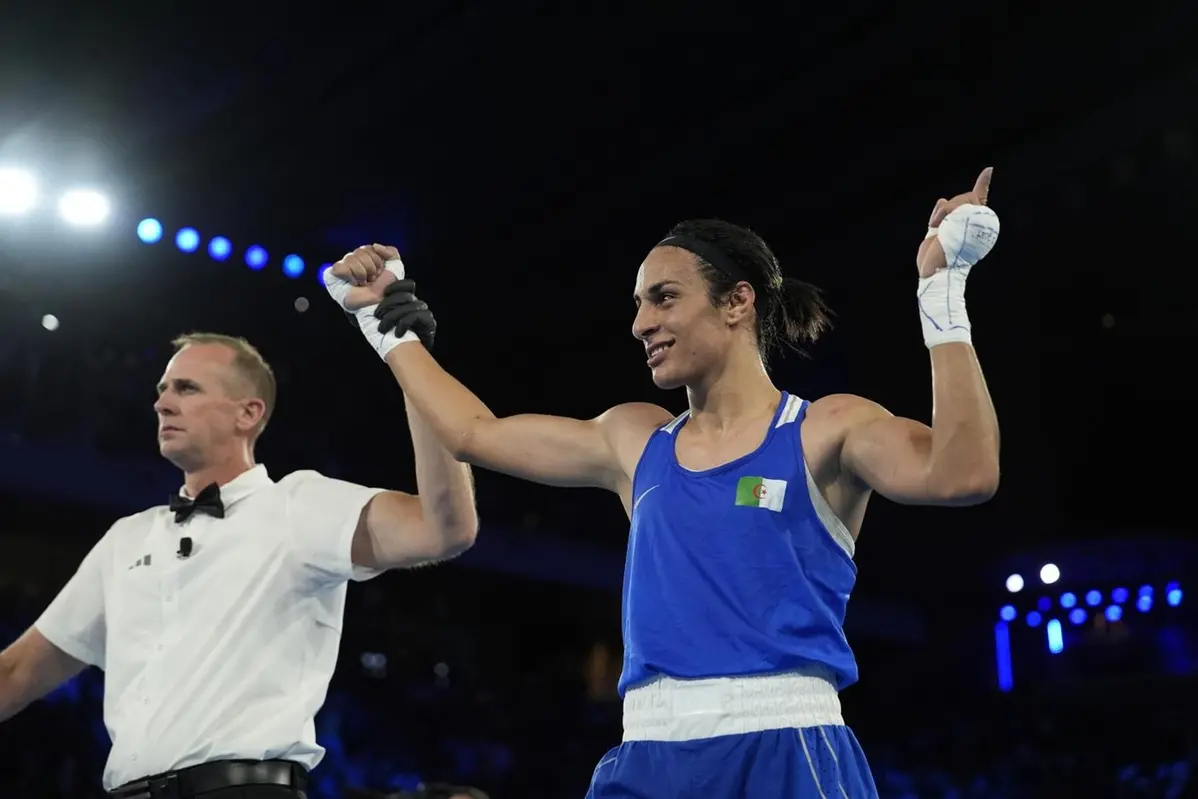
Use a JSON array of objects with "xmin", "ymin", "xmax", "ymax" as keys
[{"xmin": 734, "ymin": 476, "xmax": 788, "ymax": 512}]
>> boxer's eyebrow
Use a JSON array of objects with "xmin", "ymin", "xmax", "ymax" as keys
[{"xmin": 634, "ymin": 280, "xmax": 683, "ymax": 305}]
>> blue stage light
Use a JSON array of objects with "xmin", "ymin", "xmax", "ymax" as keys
[
  {"xmin": 1069, "ymin": 608, "xmax": 1086, "ymax": 625},
  {"xmin": 245, "ymin": 245, "xmax": 268, "ymax": 270},
  {"xmin": 175, "ymin": 228, "xmax": 200, "ymax": 253},
  {"xmin": 1105, "ymin": 605, "xmax": 1122, "ymax": 622},
  {"xmin": 137, "ymin": 218, "xmax": 163, "ymax": 244},
  {"xmin": 1046, "ymin": 619, "xmax": 1064, "ymax": 654},
  {"xmin": 282, "ymin": 254, "xmax": 305, "ymax": 278},
  {"xmin": 1060, "ymin": 592, "xmax": 1077, "ymax": 609},
  {"xmin": 994, "ymin": 622, "xmax": 1013, "ymax": 692},
  {"xmin": 208, "ymin": 237, "xmax": 232, "ymax": 261}
]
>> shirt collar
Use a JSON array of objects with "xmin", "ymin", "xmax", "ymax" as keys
[{"xmin": 178, "ymin": 464, "xmax": 274, "ymax": 507}]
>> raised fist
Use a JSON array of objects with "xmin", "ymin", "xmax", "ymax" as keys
[{"xmin": 917, "ymin": 167, "xmax": 997, "ymax": 278}]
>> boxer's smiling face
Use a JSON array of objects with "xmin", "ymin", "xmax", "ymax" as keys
[
  {"xmin": 632, "ymin": 246, "xmax": 757, "ymax": 391},
  {"xmin": 153, "ymin": 344, "xmax": 260, "ymax": 472}
]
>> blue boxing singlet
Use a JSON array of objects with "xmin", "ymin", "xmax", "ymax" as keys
[{"xmin": 618, "ymin": 391, "xmax": 860, "ymax": 695}]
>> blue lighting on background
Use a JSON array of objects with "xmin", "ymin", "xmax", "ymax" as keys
[
  {"xmin": 208, "ymin": 236, "xmax": 232, "ymax": 261},
  {"xmin": 985, "ymin": 580, "xmax": 1185, "ymax": 693},
  {"xmin": 246, "ymin": 245, "xmax": 268, "ymax": 270},
  {"xmin": 129, "ymin": 215, "xmax": 340, "ymax": 299},
  {"xmin": 175, "ymin": 227, "xmax": 200, "ymax": 253},
  {"xmin": 1046, "ymin": 619, "xmax": 1064, "ymax": 654},
  {"xmin": 137, "ymin": 218, "xmax": 163, "ymax": 244},
  {"xmin": 283, "ymin": 254, "xmax": 305, "ymax": 278},
  {"xmin": 994, "ymin": 622, "xmax": 1013, "ymax": 693}
]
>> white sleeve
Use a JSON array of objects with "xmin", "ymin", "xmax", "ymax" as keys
[
  {"xmin": 283, "ymin": 470, "xmax": 387, "ymax": 587},
  {"xmin": 34, "ymin": 530, "xmax": 111, "ymax": 669}
]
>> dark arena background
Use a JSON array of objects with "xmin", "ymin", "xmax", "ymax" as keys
[{"xmin": 2, "ymin": 3, "xmax": 1196, "ymax": 798}]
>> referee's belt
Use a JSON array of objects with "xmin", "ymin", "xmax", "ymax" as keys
[{"xmin": 109, "ymin": 759, "xmax": 308, "ymax": 799}]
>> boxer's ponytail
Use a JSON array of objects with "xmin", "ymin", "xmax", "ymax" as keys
[{"xmin": 768, "ymin": 276, "xmax": 832, "ymax": 358}]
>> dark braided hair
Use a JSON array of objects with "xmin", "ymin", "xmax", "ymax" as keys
[{"xmin": 664, "ymin": 219, "xmax": 832, "ymax": 359}]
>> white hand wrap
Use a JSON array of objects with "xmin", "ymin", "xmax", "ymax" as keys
[
  {"xmin": 917, "ymin": 203, "xmax": 1000, "ymax": 349},
  {"xmin": 323, "ymin": 258, "xmax": 419, "ymax": 359}
]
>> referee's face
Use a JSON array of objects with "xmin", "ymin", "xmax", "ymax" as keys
[{"xmin": 154, "ymin": 344, "xmax": 247, "ymax": 470}]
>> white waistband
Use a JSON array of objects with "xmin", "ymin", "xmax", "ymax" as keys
[{"xmin": 622, "ymin": 668, "xmax": 844, "ymax": 742}]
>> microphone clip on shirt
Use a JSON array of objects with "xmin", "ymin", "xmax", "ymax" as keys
[{"xmin": 177, "ymin": 537, "xmax": 194, "ymax": 559}]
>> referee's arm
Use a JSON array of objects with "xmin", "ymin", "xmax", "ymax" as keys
[
  {"xmin": 0, "ymin": 628, "xmax": 86, "ymax": 722},
  {"xmin": 352, "ymin": 402, "xmax": 478, "ymax": 571},
  {"xmin": 1, "ymin": 530, "xmax": 109, "ymax": 722}
]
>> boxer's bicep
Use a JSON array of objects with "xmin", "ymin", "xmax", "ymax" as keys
[{"xmin": 461, "ymin": 403, "xmax": 668, "ymax": 492}]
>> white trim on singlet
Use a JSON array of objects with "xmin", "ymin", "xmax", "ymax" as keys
[
  {"xmin": 803, "ymin": 461, "xmax": 856, "ymax": 559},
  {"xmin": 775, "ymin": 396, "xmax": 856, "ymax": 560},
  {"xmin": 775, "ymin": 394, "xmax": 804, "ymax": 427},
  {"xmin": 661, "ymin": 411, "xmax": 689, "ymax": 435}
]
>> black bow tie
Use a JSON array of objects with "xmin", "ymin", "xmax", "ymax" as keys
[{"xmin": 170, "ymin": 482, "xmax": 226, "ymax": 524}]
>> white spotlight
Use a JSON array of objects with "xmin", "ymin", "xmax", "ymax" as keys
[
  {"xmin": 1005, "ymin": 574, "xmax": 1024, "ymax": 593},
  {"xmin": 0, "ymin": 168, "xmax": 38, "ymax": 215},
  {"xmin": 58, "ymin": 189, "xmax": 110, "ymax": 226},
  {"xmin": 41, "ymin": 314, "xmax": 59, "ymax": 331},
  {"xmin": 1039, "ymin": 563, "xmax": 1061, "ymax": 585}
]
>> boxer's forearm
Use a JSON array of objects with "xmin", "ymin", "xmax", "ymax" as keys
[
  {"xmin": 384, "ymin": 344, "xmax": 496, "ymax": 459},
  {"xmin": 405, "ymin": 398, "xmax": 477, "ymax": 552},
  {"xmin": 925, "ymin": 342, "xmax": 1000, "ymax": 502}
]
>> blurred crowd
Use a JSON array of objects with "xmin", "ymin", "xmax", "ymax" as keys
[{"xmin": 2, "ymin": 580, "xmax": 1195, "ymax": 799}]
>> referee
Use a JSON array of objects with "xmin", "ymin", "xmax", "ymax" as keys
[{"xmin": 0, "ymin": 330, "xmax": 478, "ymax": 799}]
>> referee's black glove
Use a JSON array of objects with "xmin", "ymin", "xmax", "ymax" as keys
[{"xmin": 374, "ymin": 278, "xmax": 437, "ymax": 351}]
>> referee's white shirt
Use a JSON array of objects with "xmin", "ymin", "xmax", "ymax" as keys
[{"xmin": 34, "ymin": 464, "xmax": 385, "ymax": 791}]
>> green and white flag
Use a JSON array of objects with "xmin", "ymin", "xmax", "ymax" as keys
[{"xmin": 734, "ymin": 476, "xmax": 788, "ymax": 512}]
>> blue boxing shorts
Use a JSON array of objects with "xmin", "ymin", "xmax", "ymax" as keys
[{"xmin": 586, "ymin": 669, "xmax": 879, "ymax": 799}]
